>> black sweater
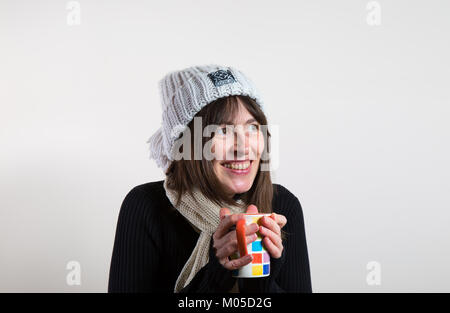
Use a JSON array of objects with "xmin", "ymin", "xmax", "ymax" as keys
[{"xmin": 108, "ymin": 180, "xmax": 312, "ymax": 293}]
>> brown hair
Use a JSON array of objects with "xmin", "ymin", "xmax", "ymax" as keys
[{"xmin": 165, "ymin": 95, "xmax": 277, "ymax": 213}]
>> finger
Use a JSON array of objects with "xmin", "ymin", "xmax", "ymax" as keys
[
  {"xmin": 215, "ymin": 233, "xmax": 258, "ymax": 259},
  {"xmin": 214, "ymin": 210, "xmax": 231, "ymax": 242},
  {"xmin": 263, "ymin": 236, "xmax": 283, "ymax": 259},
  {"xmin": 223, "ymin": 254, "xmax": 253, "ymax": 271},
  {"xmin": 220, "ymin": 207, "xmax": 231, "ymax": 220},
  {"xmin": 246, "ymin": 204, "xmax": 259, "ymax": 214},
  {"xmin": 214, "ymin": 222, "xmax": 259, "ymax": 252},
  {"xmin": 271, "ymin": 213, "xmax": 287, "ymax": 229},
  {"xmin": 214, "ymin": 213, "xmax": 246, "ymax": 240},
  {"xmin": 259, "ymin": 225, "xmax": 282, "ymax": 249},
  {"xmin": 260, "ymin": 216, "xmax": 281, "ymax": 236},
  {"xmin": 220, "ymin": 222, "xmax": 259, "ymax": 243},
  {"xmin": 220, "ymin": 221, "xmax": 259, "ymax": 242}
]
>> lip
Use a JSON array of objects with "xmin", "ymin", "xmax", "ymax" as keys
[
  {"xmin": 221, "ymin": 160, "xmax": 253, "ymax": 175},
  {"xmin": 220, "ymin": 159, "xmax": 251, "ymax": 164}
]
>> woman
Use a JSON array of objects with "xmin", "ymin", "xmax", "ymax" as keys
[{"xmin": 108, "ymin": 65, "xmax": 312, "ymax": 293}]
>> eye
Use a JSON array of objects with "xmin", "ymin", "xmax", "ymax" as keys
[
  {"xmin": 215, "ymin": 126, "xmax": 228, "ymax": 136},
  {"xmin": 248, "ymin": 124, "xmax": 260, "ymax": 133}
]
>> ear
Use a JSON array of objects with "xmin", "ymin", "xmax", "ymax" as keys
[
  {"xmin": 246, "ymin": 204, "xmax": 259, "ymax": 214},
  {"xmin": 220, "ymin": 207, "xmax": 231, "ymax": 220}
]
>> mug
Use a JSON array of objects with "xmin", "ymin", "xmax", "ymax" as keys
[{"xmin": 231, "ymin": 213, "xmax": 272, "ymax": 278}]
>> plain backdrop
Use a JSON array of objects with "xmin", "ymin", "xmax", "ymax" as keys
[{"xmin": 1, "ymin": 0, "xmax": 449, "ymax": 292}]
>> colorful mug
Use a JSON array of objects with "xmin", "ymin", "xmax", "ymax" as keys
[{"xmin": 231, "ymin": 213, "xmax": 272, "ymax": 278}]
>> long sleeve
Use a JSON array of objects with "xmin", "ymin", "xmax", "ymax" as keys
[
  {"xmin": 108, "ymin": 188, "xmax": 161, "ymax": 292},
  {"xmin": 179, "ymin": 240, "xmax": 237, "ymax": 293},
  {"xmin": 239, "ymin": 195, "xmax": 312, "ymax": 293}
]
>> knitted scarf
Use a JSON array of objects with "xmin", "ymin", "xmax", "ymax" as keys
[{"xmin": 163, "ymin": 177, "xmax": 246, "ymax": 293}]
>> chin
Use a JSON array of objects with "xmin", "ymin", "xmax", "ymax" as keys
[
  {"xmin": 214, "ymin": 160, "xmax": 260, "ymax": 196},
  {"xmin": 225, "ymin": 179, "xmax": 253, "ymax": 195},
  {"xmin": 231, "ymin": 185, "xmax": 251, "ymax": 195}
]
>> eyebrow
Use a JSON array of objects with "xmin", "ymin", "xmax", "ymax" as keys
[{"xmin": 221, "ymin": 118, "xmax": 258, "ymax": 125}]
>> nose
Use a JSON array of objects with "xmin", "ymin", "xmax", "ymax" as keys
[{"xmin": 234, "ymin": 125, "xmax": 249, "ymax": 158}]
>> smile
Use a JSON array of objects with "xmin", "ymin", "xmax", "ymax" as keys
[{"xmin": 221, "ymin": 160, "xmax": 253, "ymax": 175}]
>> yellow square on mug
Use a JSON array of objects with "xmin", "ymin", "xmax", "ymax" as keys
[{"xmin": 252, "ymin": 265, "xmax": 263, "ymax": 276}]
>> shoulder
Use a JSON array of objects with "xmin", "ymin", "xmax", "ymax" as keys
[
  {"xmin": 272, "ymin": 183, "xmax": 300, "ymax": 204},
  {"xmin": 118, "ymin": 180, "xmax": 170, "ymax": 221},
  {"xmin": 271, "ymin": 183, "xmax": 303, "ymax": 216},
  {"xmin": 127, "ymin": 180, "xmax": 166, "ymax": 202}
]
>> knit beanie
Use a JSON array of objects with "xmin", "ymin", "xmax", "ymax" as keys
[{"xmin": 146, "ymin": 64, "xmax": 265, "ymax": 173}]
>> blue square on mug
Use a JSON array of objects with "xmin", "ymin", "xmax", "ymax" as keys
[{"xmin": 252, "ymin": 241, "xmax": 263, "ymax": 252}]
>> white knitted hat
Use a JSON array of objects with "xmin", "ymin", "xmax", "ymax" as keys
[{"xmin": 147, "ymin": 64, "xmax": 265, "ymax": 174}]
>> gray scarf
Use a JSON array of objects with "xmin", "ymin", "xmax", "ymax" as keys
[{"xmin": 163, "ymin": 177, "xmax": 246, "ymax": 292}]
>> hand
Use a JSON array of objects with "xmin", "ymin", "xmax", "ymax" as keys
[
  {"xmin": 212, "ymin": 205, "xmax": 260, "ymax": 271},
  {"xmin": 258, "ymin": 213, "xmax": 287, "ymax": 259}
]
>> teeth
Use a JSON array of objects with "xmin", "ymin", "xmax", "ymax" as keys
[{"xmin": 223, "ymin": 162, "xmax": 250, "ymax": 170}]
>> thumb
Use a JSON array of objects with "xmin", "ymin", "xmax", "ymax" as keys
[
  {"xmin": 219, "ymin": 207, "xmax": 231, "ymax": 220},
  {"xmin": 246, "ymin": 204, "xmax": 259, "ymax": 214}
]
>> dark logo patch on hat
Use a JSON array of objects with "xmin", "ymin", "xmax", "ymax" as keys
[{"xmin": 207, "ymin": 69, "xmax": 236, "ymax": 87}]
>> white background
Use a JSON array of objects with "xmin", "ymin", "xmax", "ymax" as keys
[{"xmin": 1, "ymin": 0, "xmax": 449, "ymax": 292}]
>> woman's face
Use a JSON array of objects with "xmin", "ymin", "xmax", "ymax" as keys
[{"xmin": 211, "ymin": 99, "xmax": 264, "ymax": 198}]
